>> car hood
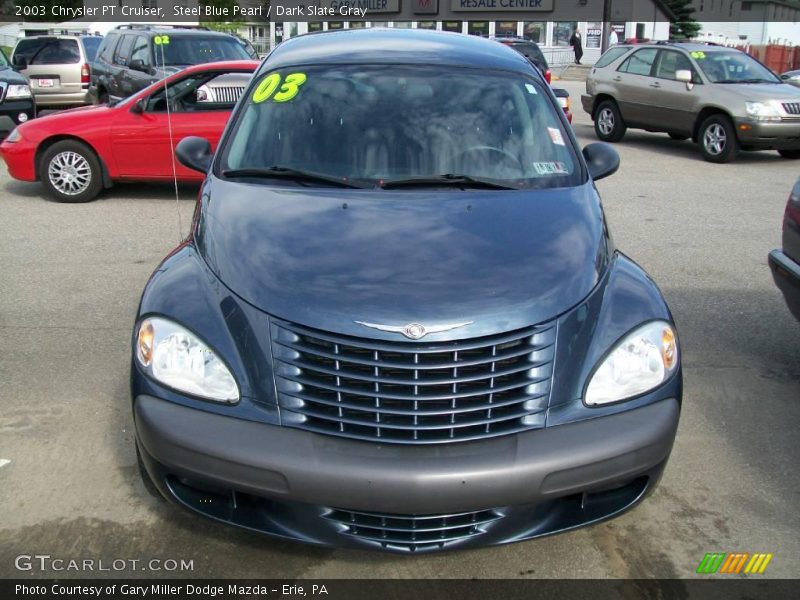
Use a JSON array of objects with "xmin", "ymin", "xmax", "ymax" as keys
[
  {"xmin": 717, "ymin": 81, "xmax": 800, "ymax": 101},
  {"xmin": 0, "ymin": 66, "xmax": 27, "ymax": 84},
  {"xmin": 196, "ymin": 178, "xmax": 608, "ymax": 339}
]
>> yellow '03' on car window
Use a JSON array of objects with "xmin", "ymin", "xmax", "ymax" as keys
[{"xmin": 252, "ymin": 72, "xmax": 307, "ymax": 104}]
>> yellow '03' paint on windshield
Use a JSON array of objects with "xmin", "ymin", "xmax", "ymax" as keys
[{"xmin": 252, "ymin": 72, "xmax": 307, "ymax": 104}]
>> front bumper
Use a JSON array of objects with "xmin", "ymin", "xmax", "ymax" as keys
[
  {"xmin": 0, "ymin": 100, "xmax": 36, "ymax": 135},
  {"xmin": 768, "ymin": 249, "xmax": 800, "ymax": 320},
  {"xmin": 734, "ymin": 118, "xmax": 800, "ymax": 149},
  {"xmin": 135, "ymin": 394, "xmax": 679, "ymax": 551},
  {"xmin": 581, "ymin": 94, "xmax": 594, "ymax": 115}
]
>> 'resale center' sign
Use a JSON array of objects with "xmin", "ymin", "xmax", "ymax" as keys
[{"xmin": 452, "ymin": 0, "xmax": 554, "ymax": 11}]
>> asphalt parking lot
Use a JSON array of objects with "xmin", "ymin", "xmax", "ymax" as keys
[{"xmin": 1, "ymin": 78, "xmax": 798, "ymax": 580}]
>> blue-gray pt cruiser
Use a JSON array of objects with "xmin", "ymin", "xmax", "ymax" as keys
[{"xmin": 131, "ymin": 29, "xmax": 682, "ymax": 553}]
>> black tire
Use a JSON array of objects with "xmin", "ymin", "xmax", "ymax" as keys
[
  {"xmin": 698, "ymin": 114, "xmax": 739, "ymax": 163},
  {"xmin": 136, "ymin": 443, "xmax": 165, "ymax": 501},
  {"xmin": 778, "ymin": 149, "xmax": 800, "ymax": 159},
  {"xmin": 594, "ymin": 100, "xmax": 626, "ymax": 142},
  {"xmin": 668, "ymin": 133, "xmax": 689, "ymax": 141},
  {"xmin": 38, "ymin": 140, "xmax": 103, "ymax": 203}
]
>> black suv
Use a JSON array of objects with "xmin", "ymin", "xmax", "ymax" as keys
[
  {"xmin": 0, "ymin": 48, "xmax": 35, "ymax": 137},
  {"xmin": 90, "ymin": 25, "xmax": 251, "ymax": 104},
  {"xmin": 491, "ymin": 37, "xmax": 551, "ymax": 83}
]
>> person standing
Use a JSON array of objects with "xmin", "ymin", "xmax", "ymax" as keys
[
  {"xmin": 609, "ymin": 29, "xmax": 619, "ymax": 47},
  {"xmin": 569, "ymin": 27, "xmax": 583, "ymax": 65}
]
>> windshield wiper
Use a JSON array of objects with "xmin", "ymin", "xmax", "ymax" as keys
[
  {"xmin": 221, "ymin": 166, "xmax": 369, "ymax": 189},
  {"xmin": 380, "ymin": 174, "xmax": 519, "ymax": 190}
]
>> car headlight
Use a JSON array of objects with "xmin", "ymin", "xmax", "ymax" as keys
[
  {"xmin": 5, "ymin": 84, "xmax": 31, "ymax": 99},
  {"xmin": 4, "ymin": 127, "xmax": 21, "ymax": 143},
  {"xmin": 135, "ymin": 316, "xmax": 239, "ymax": 403},
  {"xmin": 745, "ymin": 100, "xmax": 782, "ymax": 121},
  {"xmin": 585, "ymin": 321, "xmax": 679, "ymax": 406}
]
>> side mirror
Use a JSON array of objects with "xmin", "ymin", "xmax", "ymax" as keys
[
  {"xmin": 781, "ymin": 74, "xmax": 791, "ymax": 80},
  {"xmin": 129, "ymin": 58, "xmax": 147, "ymax": 73},
  {"xmin": 676, "ymin": 69, "xmax": 694, "ymax": 90},
  {"xmin": 130, "ymin": 97, "xmax": 145, "ymax": 114},
  {"xmin": 176, "ymin": 136, "xmax": 213, "ymax": 174},
  {"xmin": 12, "ymin": 55, "xmax": 27, "ymax": 70},
  {"xmin": 582, "ymin": 142, "xmax": 619, "ymax": 181}
]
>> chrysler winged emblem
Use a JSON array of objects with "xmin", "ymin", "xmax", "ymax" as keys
[{"xmin": 355, "ymin": 320, "xmax": 473, "ymax": 340}]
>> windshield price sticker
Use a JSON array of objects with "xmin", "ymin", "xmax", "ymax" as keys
[
  {"xmin": 154, "ymin": 35, "xmax": 170, "ymax": 46},
  {"xmin": 253, "ymin": 72, "xmax": 308, "ymax": 104},
  {"xmin": 547, "ymin": 127, "xmax": 565, "ymax": 146},
  {"xmin": 690, "ymin": 51, "xmax": 706, "ymax": 59}
]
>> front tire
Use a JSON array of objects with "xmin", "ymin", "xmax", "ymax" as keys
[
  {"xmin": 698, "ymin": 115, "xmax": 739, "ymax": 163},
  {"xmin": 594, "ymin": 100, "xmax": 627, "ymax": 142},
  {"xmin": 39, "ymin": 140, "xmax": 103, "ymax": 203},
  {"xmin": 778, "ymin": 149, "xmax": 800, "ymax": 159}
]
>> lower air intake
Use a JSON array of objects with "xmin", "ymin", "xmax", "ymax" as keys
[{"xmin": 323, "ymin": 507, "xmax": 503, "ymax": 552}]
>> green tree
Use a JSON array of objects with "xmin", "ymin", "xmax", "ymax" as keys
[
  {"xmin": 664, "ymin": 0, "xmax": 702, "ymax": 40},
  {"xmin": 11, "ymin": 0, "xmax": 81, "ymax": 22}
]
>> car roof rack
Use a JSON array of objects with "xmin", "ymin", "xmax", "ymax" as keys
[{"xmin": 114, "ymin": 24, "xmax": 210, "ymax": 31}]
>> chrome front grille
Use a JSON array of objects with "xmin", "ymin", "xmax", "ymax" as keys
[
  {"xmin": 270, "ymin": 318, "xmax": 555, "ymax": 444},
  {"xmin": 783, "ymin": 102, "xmax": 800, "ymax": 115},
  {"xmin": 324, "ymin": 507, "xmax": 503, "ymax": 551},
  {"xmin": 210, "ymin": 85, "xmax": 244, "ymax": 103}
]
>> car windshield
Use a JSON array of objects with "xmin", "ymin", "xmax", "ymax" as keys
[
  {"xmin": 159, "ymin": 37, "xmax": 250, "ymax": 66},
  {"xmin": 694, "ymin": 50, "xmax": 780, "ymax": 83},
  {"xmin": 0, "ymin": 48, "xmax": 8, "ymax": 67},
  {"xmin": 220, "ymin": 65, "xmax": 579, "ymax": 189}
]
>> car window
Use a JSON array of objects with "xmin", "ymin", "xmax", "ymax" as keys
[
  {"xmin": 693, "ymin": 50, "xmax": 780, "ymax": 83},
  {"xmin": 654, "ymin": 50, "xmax": 694, "ymax": 80},
  {"xmin": 14, "ymin": 38, "xmax": 80, "ymax": 65},
  {"xmin": 114, "ymin": 35, "xmax": 136, "ymax": 66},
  {"xmin": 159, "ymin": 37, "xmax": 250, "ymax": 66},
  {"xmin": 146, "ymin": 72, "xmax": 247, "ymax": 113},
  {"xmin": 98, "ymin": 33, "xmax": 119, "ymax": 63},
  {"xmin": 130, "ymin": 36, "xmax": 150, "ymax": 66},
  {"xmin": 595, "ymin": 46, "xmax": 630, "ymax": 69},
  {"xmin": 0, "ymin": 48, "xmax": 8, "ymax": 68},
  {"xmin": 82, "ymin": 37, "xmax": 103, "ymax": 62},
  {"xmin": 618, "ymin": 48, "xmax": 657, "ymax": 76},
  {"xmin": 220, "ymin": 65, "xmax": 581, "ymax": 189}
]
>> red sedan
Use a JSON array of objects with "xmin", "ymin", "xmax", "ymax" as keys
[{"xmin": 1, "ymin": 60, "xmax": 259, "ymax": 202}]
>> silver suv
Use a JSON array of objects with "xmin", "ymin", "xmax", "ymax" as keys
[
  {"xmin": 582, "ymin": 42, "xmax": 800, "ymax": 162},
  {"xmin": 11, "ymin": 35, "xmax": 103, "ymax": 108}
]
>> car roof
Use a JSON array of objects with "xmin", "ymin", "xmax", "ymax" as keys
[
  {"xmin": 624, "ymin": 42, "xmax": 743, "ymax": 53},
  {"xmin": 173, "ymin": 60, "xmax": 260, "ymax": 75},
  {"xmin": 264, "ymin": 29, "xmax": 531, "ymax": 74}
]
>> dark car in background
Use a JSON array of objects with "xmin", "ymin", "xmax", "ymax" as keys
[
  {"xmin": 769, "ymin": 179, "xmax": 800, "ymax": 321},
  {"xmin": 90, "ymin": 25, "xmax": 251, "ymax": 104},
  {"xmin": 492, "ymin": 37, "xmax": 551, "ymax": 83},
  {"xmin": 0, "ymin": 47, "xmax": 35, "ymax": 137},
  {"xmin": 132, "ymin": 29, "xmax": 682, "ymax": 553},
  {"xmin": 11, "ymin": 35, "xmax": 102, "ymax": 108}
]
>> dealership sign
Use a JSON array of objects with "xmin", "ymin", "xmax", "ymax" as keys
[
  {"xmin": 452, "ymin": 0, "xmax": 553, "ymax": 11},
  {"xmin": 322, "ymin": 0, "xmax": 401, "ymax": 13}
]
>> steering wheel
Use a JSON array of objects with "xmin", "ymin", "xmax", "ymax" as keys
[{"xmin": 453, "ymin": 145, "xmax": 523, "ymax": 173}]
